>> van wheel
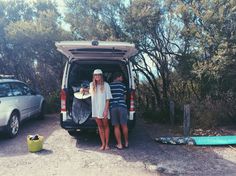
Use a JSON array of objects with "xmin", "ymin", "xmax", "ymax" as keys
[
  {"xmin": 68, "ymin": 130, "xmax": 78, "ymax": 137},
  {"xmin": 6, "ymin": 112, "xmax": 20, "ymax": 138}
]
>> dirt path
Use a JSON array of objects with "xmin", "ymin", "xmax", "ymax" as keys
[{"xmin": 1, "ymin": 114, "xmax": 236, "ymax": 176}]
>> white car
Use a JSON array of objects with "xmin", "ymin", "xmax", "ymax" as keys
[
  {"xmin": 55, "ymin": 40, "xmax": 138, "ymax": 136},
  {"xmin": 0, "ymin": 77, "xmax": 45, "ymax": 137}
]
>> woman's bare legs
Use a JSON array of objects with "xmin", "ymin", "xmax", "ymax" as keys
[
  {"xmin": 102, "ymin": 118, "xmax": 110, "ymax": 150},
  {"xmin": 96, "ymin": 118, "xmax": 105, "ymax": 150}
]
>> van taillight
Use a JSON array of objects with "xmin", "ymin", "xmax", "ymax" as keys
[
  {"xmin": 129, "ymin": 90, "xmax": 135, "ymax": 112},
  {"xmin": 61, "ymin": 89, "xmax": 66, "ymax": 112}
]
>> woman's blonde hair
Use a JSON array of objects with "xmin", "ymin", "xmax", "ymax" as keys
[{"xmin": 92, "ymin": 74, "xmax": 104, "ymax": 93}]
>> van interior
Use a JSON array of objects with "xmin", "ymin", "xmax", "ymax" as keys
[{"xmin": 67, "ymin": 60, "xmax": 131, "ymax": 124}]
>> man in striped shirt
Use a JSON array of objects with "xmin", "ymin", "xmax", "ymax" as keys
[{"xmin": 110, "ymin": 72, "xmax": 129, "ymax": 149}]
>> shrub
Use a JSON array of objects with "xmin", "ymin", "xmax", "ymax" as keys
[
  {"xmin": 142, "ymin": 109, "xmax": 169, "ymax": 123},
  {"xmin": 191, "ymin": 95, "xmax": 236, "ymax": 129},
  {"xmin": 45, "ymin": 91, "xmax": 60, "ymax": 114}
]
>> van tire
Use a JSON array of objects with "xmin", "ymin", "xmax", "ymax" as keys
[{"xmin": 6, "ymin": 112, "xmax": 20, "ymax": 138}]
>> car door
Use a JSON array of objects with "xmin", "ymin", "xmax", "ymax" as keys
[
  {"xmin": 10, "ymin": 82, "xmax": 34, "ymax": 119},
  {"xmin": 0, "ymin": 82, "xmax": 15, "ymax": 126},
  {"xmin": 19, "ymin": 82, "xmax": 42, "ymax": 117},
  {"xmin": 20, "ymin": 83, "xmax": 41, "ymax": 116},
  {"xmin": 0, "ymin": 83, "xmax": 12, "ymax": 112}
]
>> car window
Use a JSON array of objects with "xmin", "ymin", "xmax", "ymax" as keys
[
  {"xmin": 0, "ymin": 83, "xmax": 13, "ymax": 97},
  {"xmin": 20, "ymin": 83, "xmax": 32, "ymax": 95},
  {"xmin": 10, "ymin": 82, "xmax": 32, "ymax": 96}
]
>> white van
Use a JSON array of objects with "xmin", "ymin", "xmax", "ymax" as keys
[{"xmin": 55, "ymin": 41, "xmax": 138, "ymax": 136}]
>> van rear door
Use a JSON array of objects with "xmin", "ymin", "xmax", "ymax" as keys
[{"xmin": 55, "ymin": 41, "xmax": 138, "ymax": 61}]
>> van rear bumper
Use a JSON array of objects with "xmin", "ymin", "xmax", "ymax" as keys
[
  {"xmin": 60, "ymin": 114, "xmax": 77, "ymax": 130},
  {"xmin": 60, "ymin": 112, "xmax": 136, "ymax": 130},
  {"xmin": 60, "ymin": 113, "xmax": 97, "ymax": 130}
]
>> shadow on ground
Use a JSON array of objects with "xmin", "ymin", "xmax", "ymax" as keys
[
  {"xmin": 74, "ymin": 118, "xmax": 236, "ymax": 175},
  {"xmin": 0, "ymin": 114, "xmax": 59, "ymax": 157}
]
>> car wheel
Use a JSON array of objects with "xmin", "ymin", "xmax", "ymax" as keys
[
  {"xmin": 6, "ymin": 112, "xmax": 20, "ymax": 138},
  {"xmin": 67, "ymin": 130, "xmax": 78, "ymax": 137},
  {"xmin": 38, "ymin": 101, "xmax": 45, "ymax": 120}
]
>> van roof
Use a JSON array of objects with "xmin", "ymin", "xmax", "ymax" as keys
[{"xmin": 55, "ymin": 40, "xmax": 138, "ymax": 61}]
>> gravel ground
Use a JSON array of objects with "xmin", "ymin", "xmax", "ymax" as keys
[{"xmin": 1, "ymin": 114, "xmax": 236, "ymax": 176}]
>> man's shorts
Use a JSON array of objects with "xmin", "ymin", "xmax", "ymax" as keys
[{"xmin": 110, "ymin": 107, "xmax": 128, "ymax": 126}]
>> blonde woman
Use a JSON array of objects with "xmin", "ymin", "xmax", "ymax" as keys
[{"xmin": 81, "ymin": 69, "xmax": 112, "ymax": 150}]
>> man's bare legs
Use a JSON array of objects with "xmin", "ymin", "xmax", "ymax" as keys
[
  {"xmin": 121, "ymin": 124, "xmax": 128, "ymax": 147},
  {"xmin": 114, "ymin": 125, "xmax": 122, "ymax": 149}
]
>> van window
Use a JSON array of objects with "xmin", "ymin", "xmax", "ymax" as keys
[{"xmin": 0, "ymin": 83, "xmax": 12, "ymax": 97}]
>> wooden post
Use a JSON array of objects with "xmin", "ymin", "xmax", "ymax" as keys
[
  {"xmin": 183, "ymin": 104, "xmax": 190, "ymax": 137},
  {"xmin": 169, "ymin": 100, "xmax": 175, "ymax": 126}
]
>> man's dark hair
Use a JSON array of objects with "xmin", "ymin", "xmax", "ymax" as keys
[{"xmin": 113, "ymin": 72, "xmax": 123, "ymax": 80}]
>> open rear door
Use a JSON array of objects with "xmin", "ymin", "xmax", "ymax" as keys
[{"xmin": 55, "ymin": 40, "xmax": 138, "ymax": 61}]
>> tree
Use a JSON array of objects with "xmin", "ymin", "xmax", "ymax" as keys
[
  {"xmin": 0, "ymin": 0, "xmax": 72, "ymax": 95},
  {"xmin": 65, "ymin": 0, "xmax": 182, "ymax": 111},
  {"xmin": 170, "ymin": 0, "xmax": 236, "ymax": 99},
  {"xmin": 65, "ymin": 0, "xmax": 127, "ymax": 40},
  {"xmin": 167, "ymin": 0, "xmax": 236, "ymax": 126}
]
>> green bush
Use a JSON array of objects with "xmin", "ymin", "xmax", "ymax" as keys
[
  {"xmin": 191, "ymin": 95, "xmax": 236, "ymax": 129},
  {"xmin": 142, "ymin": 109, "xmax": 169, "ymax": 123},
  {"xmin": 45, "ymin": 91, "xmax": 60, "ymax": 114}
]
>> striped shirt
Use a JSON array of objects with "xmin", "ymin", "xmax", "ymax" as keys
[{"xmin": 109, "ymin": 81, "xmax": 127, "ymax": 109}]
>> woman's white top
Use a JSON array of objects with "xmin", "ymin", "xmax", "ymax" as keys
[{"xmin": 89, "ymin": 82, "xmax": 112, "ymax": 119}]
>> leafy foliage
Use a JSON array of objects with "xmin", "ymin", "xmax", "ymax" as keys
[
  {"xmin": 0, "ymin": 0, "xmax": 72, "ymax": 96},
  {"xmin": 1, "ymin": 0, "xmax": 235, "ymax": 125}
]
